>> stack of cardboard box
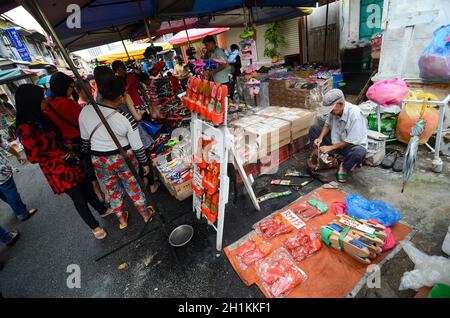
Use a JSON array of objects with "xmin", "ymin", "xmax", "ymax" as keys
[{"xmin": 231, "ymin": 106, "xmax": 316, "ymax": 164}]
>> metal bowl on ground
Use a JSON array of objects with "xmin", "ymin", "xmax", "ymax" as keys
[{"xmin": 169, "ymin": 225, "xmax": 194, "ymax": 247}]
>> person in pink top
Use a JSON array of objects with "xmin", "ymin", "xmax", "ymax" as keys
[{"xmin": 111, "ymin": 60, "xmax": 150, "ymax": 110}]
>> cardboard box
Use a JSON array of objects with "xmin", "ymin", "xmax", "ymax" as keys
[
  {"xmin": 292, "ymin": 128, "xmax": 310, "ymax": 141},
  {"xmin": 274, "ymin": 109, "xmax": 316, "ymax": 133}
]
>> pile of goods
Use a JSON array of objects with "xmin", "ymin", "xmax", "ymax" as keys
[
  {"xmin": 321, "ymin": 215, "xmax": 388, "ymax": 264},
  {"xmin": 255, "ymin": 248, "xmax": 308, "ymax": 298},
  {"xmin": 153, "ymin": 140, "xmax": 193, "ymax": 201}
]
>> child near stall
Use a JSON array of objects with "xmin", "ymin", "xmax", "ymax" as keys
[{"xmin": 139, "ymin": 73, "xmax": 161, "ymax": 121}]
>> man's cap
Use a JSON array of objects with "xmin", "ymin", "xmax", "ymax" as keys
[
  {"xmin": 317, "ymin": 89, "xmax": 345, "ymax": 116},
  {"xmin": 202, "ymin": 35, "xmax": 216, "ymax": 44}
]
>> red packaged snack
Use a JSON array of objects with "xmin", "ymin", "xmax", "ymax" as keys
[
  {"xmin": 255, "ymin": 214, "xmax": 293, "ymax": 240},
  {"xmin": 283, "ymin": 229, "xmax": 322, "ymax": 263},
  {"xmin": 234, "ymin": 235, "xmax": 272, "ymax": 270},
  {"xmin": 255, "ymin": 248, "xmax": 308, "ymax": 298}
]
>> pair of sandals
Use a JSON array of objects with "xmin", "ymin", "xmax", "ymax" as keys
[
  {"xmin": 118, "ymin": 205, "xmax": 156, "ymax": 231},
  {"xmin": 381, "ymin": 149, "xmax": 404, "ymax": 172}
]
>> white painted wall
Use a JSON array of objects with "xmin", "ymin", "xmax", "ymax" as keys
[
  {"xmin": 339, "ymin": 0, "xmax": 361, "ymax": 49},
  {"xmin": 376, "ymin": 0, "xmax": 450, "ymax": 80}
]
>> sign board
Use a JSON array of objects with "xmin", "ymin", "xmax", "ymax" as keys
[
  {"xmin": 280, "ymin": 210, "xmax": 306, "ymax": 230},
  {"xmin": 7, "ymin": 28, "xmax": 32, "ymax": 62},
  {"xmin": 359, "ymin": 0, "xmax": 383, "ymax": 40}
]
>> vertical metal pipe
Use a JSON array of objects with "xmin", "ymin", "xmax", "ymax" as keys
[
  {"xmin": 27, "ymin": 0, "xmax": 151, "ymax": 203},
  {"xmin": 305, "ymin": 15, "xmax": 309, "ymax": 62},
  {"xmin": 323, "ymin": 0, "xmax": 329, "ymax": 62},
  {"xmin": 137, "ymin": 0, "xmax": 153, "ymax": 44},
  {"xmin": 117, "ymin": 27, "xmax": 132, "ymax": 60}
]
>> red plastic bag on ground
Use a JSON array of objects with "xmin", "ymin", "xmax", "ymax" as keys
[
  {"xmin": 382, "ymin": 227, "xmax": 396, "ymax": 252},
  {"xmin": 283, "ymin": 229, "xmax": 322, "ymax": 263},
  {"xmin": 366, "ymin": 79, "xmax": 408, "ymax": 107},
  {"xmin": 333, "ymin": 202, "xmax": 347, "ymax": 216},
  {"xmin": 235, "ymin": 235, "xmax": 272, "ymax": 270}
]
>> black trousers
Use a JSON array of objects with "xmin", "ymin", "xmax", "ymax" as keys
[{"xmin": 65, "ymin": 180, "xmax": 106, "ymax": 230}]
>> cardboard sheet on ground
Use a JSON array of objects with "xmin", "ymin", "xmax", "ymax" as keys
[{"xmin": 224, "ymin": 188, "xmax": 412, "ymax": 298}]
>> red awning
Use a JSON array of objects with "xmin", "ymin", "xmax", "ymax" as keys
[{"xmin": 169, "ymin": 28, "xmax": 230, "ymax": 46}]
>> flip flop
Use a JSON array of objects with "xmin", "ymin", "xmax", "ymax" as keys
[
  {"xmin": 392, "ymin": 154, "xmax": 404, "ymax": 172},
  {"xmin": 336, "ymin": 172, "xmax": 348, "ymax": 183},
  {"xmin": 144, "ymin": 206, "xmax": 156, "ymax": 223},
  {"xmin": 92, "ymin": 228, "xmax": 107, "ymax": 240},
  {"xmin": 381, "ymin": 150, "xmax": 399, "ymax": 169},
  {"xmin": 119, "ymin": 211, "xmax": 129, "ymax": 230}
]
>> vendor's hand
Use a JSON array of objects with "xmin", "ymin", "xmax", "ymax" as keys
[
  {"xmin": 319, "ymin": 145, "xmax": 334, "ymax": 154},
  {"xmin": 314, "ymin": 138, "xmax": 323, "ymax": 148},
  {"xmin": 142, "ymin": 165, "xmax": 150, "ymax": 176}
]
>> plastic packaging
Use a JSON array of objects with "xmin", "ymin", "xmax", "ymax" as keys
[
  {"xmin": 366, "ymin": 79, "xmax": 408, "ymax": 107},
  {"xmin": 333, "ymin": 202, "xmax": 347, "ymax": 216},
  {"xmin": 399, "ymin": 241, "xmax": 450, "ymax": 291},
  {"xmin": 283, "ymin": 228, "xmax": 322, "ymax": 263},
  {"xmin": 381, "ymin": 227, "xmax": 396, "ymax": 252},
  {"xmin": 254, "ymin": 214, "xmax": 294, "ymax": 239},
  {"xmin": 396, "ymin": 91, "xmax": 439, "ymax": 145},
  {"xmin": 418, "ymin": 24, "xmax": 450, "ymax": 81},
  {"xmin": 345, "ymin": 194, "xmax": 401, "ymax": 227},
  {"xmin": 235, "ymin": 235, "xmax": 272, "ymax": 270},
  {"xmin": 255, "ymin": 247, "xmax": 308, "ymax": 298}
]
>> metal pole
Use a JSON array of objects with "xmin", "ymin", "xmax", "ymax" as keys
[
  {"xmin": 305, "ymin": 15, "xmax": 309, "ymax": 62},
  {"xmin": 117, "ymin": 28, "xmax": 132, "ymax": 61},
  {"xmin": 323, "ymin": 0, "xmax": 329, "ymax": 63},
  {"xmin": 183, "ymin": 18, "xmax": 192, "ymax": 47},
  {"xmin": 137, "ymin": 0, "xmax": 153, "ymax": 44},
  {"xmin": 27, "ymin": 0, "xmax": 151, "ymax": 204}
]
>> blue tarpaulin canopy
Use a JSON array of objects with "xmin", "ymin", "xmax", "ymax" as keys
[{"xmin": 0, "ymin": 0, "xmax": 316, "ymax": 51}]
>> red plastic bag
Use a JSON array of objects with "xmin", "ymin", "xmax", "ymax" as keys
[
  {"xmin": 255, "ymin": 248, "xmax": 308, "ymax": 298},
  {"xmin": 366, "ymin": 79, "xmax": 408, "ymax": 107},
  {"xmin": 333, "ymin": 202, "xmax": 347, "ymax": 216},
  {"xmin": 382, "ymin": 227, "xmax": 396, "ymax": 252}
]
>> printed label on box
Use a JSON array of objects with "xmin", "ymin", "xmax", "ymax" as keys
[
  {"xmin": 339, "ymin": 218, "xmax": 375, "ymax": 235},
  {"xmin": 280, "ymin": 210, "xmax": 306, "ymax": 230}
]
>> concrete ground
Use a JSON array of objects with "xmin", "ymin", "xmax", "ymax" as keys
[{"xmin": 0, "ymin": 144, "xmax": 449, "ymax": 298}]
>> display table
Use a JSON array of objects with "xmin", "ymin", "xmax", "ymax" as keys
[{"xmin": 224, "ymin": 187, "xmax": 412, "ymax": 298}]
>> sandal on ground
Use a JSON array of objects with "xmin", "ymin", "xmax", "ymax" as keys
[
  {"xmin": 20, "ymin": 208, "xmax": 38, "ymax": 222},
  {"xmin": 143, "ymin": 206, "xmax": 156, "ymax": 223},
  {"xmin": 336, "ymin": 172, "xmax": 348, "ymax": 183},
  {"xmin": 381, "ymin": 150, "xmax": 399, "ymax": 169},
  {"xmin": 392, "ymin": 154, "xmax": 404, "ymax": 172},
  {"xmin": 92, "ymin": 227, "xmax": 107, "ymax": 240},
  {"xmin": 99, "ymin": 207, "xmax": 114, "ymax": 218},
  {"xmin": 5, "ymin": 230, "xmax": 20, "ymax": 247},
  {"xmin": 119, "ymin": 211, "xmax": 129, "ymax": 230}
]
